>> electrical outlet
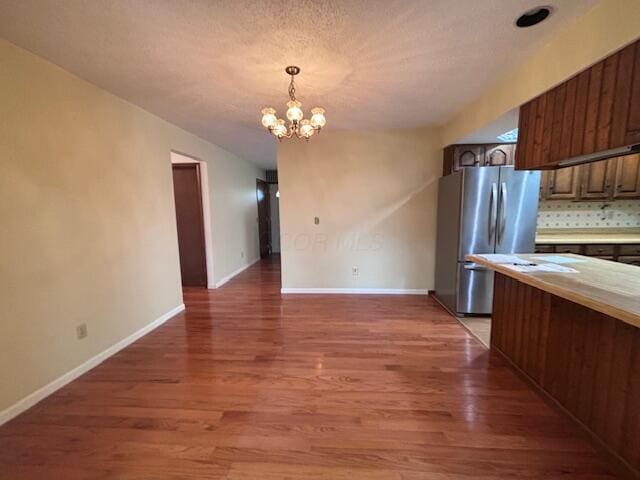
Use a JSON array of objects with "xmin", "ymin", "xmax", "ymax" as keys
[
  {"xmin": 352, "ymin": 266, "xmax": 359, "ymax": 276},
  {"xmin": 76, "ymin": 323, "xmax": 88, "ymax": 340},
  {"xmin": 241, "ymin": 251, "xmax": 245, "ymax": 258}
]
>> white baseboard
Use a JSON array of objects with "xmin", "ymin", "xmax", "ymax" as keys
[
  {"xmin": 0, "ymin": 303, "xmax": 186, "ymax": 426},
  {"xmin": 280, "ymin": 288, "xmax": 428, "ymax": 295},
  {"xmin": 215, "ymin": 258, "xmax": 260, "ymax": 288}
]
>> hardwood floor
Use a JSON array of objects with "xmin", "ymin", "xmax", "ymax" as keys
[{"xmin": 0, "ymin": 256, "xmax": 619, "ymax": 479}]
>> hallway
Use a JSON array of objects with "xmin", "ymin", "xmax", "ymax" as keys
[{"xmin": 0, "ymin": 257, "xmax": 617, "ymax": 479}]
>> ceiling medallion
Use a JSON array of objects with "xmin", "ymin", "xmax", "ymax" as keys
[{"xmin": 260, "ymin": 66, "xmax": 326, "ymax": 141}]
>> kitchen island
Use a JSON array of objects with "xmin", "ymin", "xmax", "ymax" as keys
[{"xmin": 467, "ymin": 254, "xmax": 640, "ymax": 479}]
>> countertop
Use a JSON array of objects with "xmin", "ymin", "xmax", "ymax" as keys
[
  {"xmin": 536, "ymin": 230, "xmax": 640, "ymax": 245},
  {"xmin": 466, "ymin": 253, "xmax": 640, "ymax": 328}
]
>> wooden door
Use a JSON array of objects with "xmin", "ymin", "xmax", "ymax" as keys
[
  {"xmin": 172, "ymin": 164, "xmax": 207, "ymax": 287},
  {"xmin": 485, "ymin": 144, "xmax": 515, "ymax": 166},
  {"xmin": 613, "ymin": 153, "xmax": 640, "ymax": 198},
  {"xmin": 579, "ymin": 159, "xmax": 616, "ymax": 200},
  {"xmin": 256, "ymin": 179, "xmax": 271, "ymax": 258},
  {"xmin": 454, "ymin": 145, "xmax": 485, "ymax": 169},
  {"xmin": 545, "ymin": 166, "xmax": 580, "ymax": 200}
]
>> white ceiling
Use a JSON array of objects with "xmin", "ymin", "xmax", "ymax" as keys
[{"xmin": 0, "ymin": 0, "xmax": 598, "ymax": 168}]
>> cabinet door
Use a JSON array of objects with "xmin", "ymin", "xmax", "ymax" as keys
[
  {"xmin": 539, "ymin": 171, "xmax": 550, "ymax": 199},
  {"xmin": 579, "ymin": 159, "xmax": 616, "ymax": 200},
  {"xmin": 454, "ymin": 145, "xmax": 485, "ymax": 169},
  {"xmin": 545, "ymin": 167, "xmax": 580, "ymax": 200},
  {"xmin": 613, "ymin": 153, "xmax": 640, "ymax": 199},
  {"xmin": 485, "ymin": 144, "xmax": 515, "ymax": 166},
  {"xmin": 618, "ymin": 256, "xmax": 640, "ymax": 266}
]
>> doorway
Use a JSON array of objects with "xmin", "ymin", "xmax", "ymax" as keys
[
  {"xmin": 257, "ymin": 171, "xmax": 281, "ymax": 261},
  {"xmin": 256, "ymin": 178, "xmax": 271, "ymax": 258},
  {"xmin": 172, "ymin": 163, "xmax": 208, "ymax": 287}
]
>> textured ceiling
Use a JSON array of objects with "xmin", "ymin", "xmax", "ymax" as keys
[{"xmin": 0, "ymin": 0, "xmax": 598, "ymax": 168}]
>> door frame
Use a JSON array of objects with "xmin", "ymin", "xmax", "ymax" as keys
[{"xmin": 170, "ymin": 151, "xmax": 215, "ymax": 288}]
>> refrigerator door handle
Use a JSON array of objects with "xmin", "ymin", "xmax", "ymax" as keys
[
  {"xmin": 489, "ymin": 183, "xmax": 497, "ymax": 243},
  {"xmin": 498, "ymin": 182, "xmax": 507, "ymax": 244}
]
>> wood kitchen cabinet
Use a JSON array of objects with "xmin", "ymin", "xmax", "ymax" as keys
[
  {"xmin": 613, "ymin": 153, "xmax": 640, "ymax": 198},
  {"xmin": 534, "ymin": 243, "xmax": 640, "ymax": 265},
  {"xmin": 516, "ymin": 39, "xmax": 640, "ymax": 170},
  {"xmin": 542, "ymin": 166, "xmax": 580, "ymax": 200},
  {"xmin": 485, "ymin": 144, "xmax": 515, "ymax": 166},
  {"xmin": 579, "ymin": 159, "xmax": 617, "ymax": 200},
  {"xmin": 539, "ymin": 154, "xmax": 640, "ymax": 200},
  {"xmin": 442, "ymin": 143, "xmax": 515, "ymax": 175}
]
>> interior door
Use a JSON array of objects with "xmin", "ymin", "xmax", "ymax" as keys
[
  {"xmin": 256, "ymin": 179, "xmax": 271, "ymax": 258},
  {"xmin": 495, "ymin": 168, "xmax": 541, "ymax": 254},
  {"xmin": 172, "ymin": 164, "xmax": 207, "ymax": 287}
]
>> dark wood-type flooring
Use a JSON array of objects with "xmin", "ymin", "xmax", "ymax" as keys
[{"xmin": 0, "ymin": 256, "xmax": 620, "ymax": 479}]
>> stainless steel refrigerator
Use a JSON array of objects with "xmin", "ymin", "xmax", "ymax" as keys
[{"xmin": 434, "ymin": 166, "xmax": 541, "ymax": 315}]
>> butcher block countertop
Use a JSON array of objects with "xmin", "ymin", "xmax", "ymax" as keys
[
  {"xmin": 466, "ymin": 253, "xmax": 640, "ymax": 328},
  {"xmin": 535, "ymin": 229, "xmax": 640, "ymax": 245}
]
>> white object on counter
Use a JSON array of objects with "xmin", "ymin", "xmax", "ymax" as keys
[
  {"xmin": 473, "ymin": 254, "xmax": 533, "ymax": 265},
  {"xmin": 501, "ymin": 263, "xmax": 579, "ymax": 273},
  {"xmin": 535, "ymin": 255, "xmax": 588, "ymax": 264}
]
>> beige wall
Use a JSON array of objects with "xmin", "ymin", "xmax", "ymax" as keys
[
  {"xmin": 0, "ymin": 39, "xmax": 263, "ymax": 414},
  {"xmin": 443, "ymin": 0, "xmax": 640, "ymax": 145},
  {"xmin": 278, "ymin": 128, "xmax": 441, "ymax": 291}
]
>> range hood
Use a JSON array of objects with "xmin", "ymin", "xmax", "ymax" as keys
[{"xmin": 556, "ymin": 144, "xmax": 640, "ymax": 168}]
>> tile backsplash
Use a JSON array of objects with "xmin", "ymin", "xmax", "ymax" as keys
[{"xmin": 537, "ymin": 200, "xmax": 640, "ymax": 229}]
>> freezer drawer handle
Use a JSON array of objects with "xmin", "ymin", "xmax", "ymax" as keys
[{"xmin": 463, "ymin": 263, "xmax": 488, "ymax": 271}]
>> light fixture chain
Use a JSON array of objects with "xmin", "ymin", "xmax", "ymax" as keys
[{"xmin": 288, "ymin": 75, "xmax": 296, "ymax": 101}]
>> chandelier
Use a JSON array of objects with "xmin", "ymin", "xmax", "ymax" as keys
[{"xmin": 260, "ymin": 66, "xmax": 326, "ymax": 140}]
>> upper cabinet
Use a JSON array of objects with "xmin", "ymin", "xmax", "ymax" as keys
[
  {"xmin": 456, "ymin": 145, "xmax": 485, "ymax": 168},
  {"xmin": 516, "ymin": 39, "xmax": 640, "ymax": 170},
  {"xmin": 485, "ymin": 144, "xmax": 516, "ymax": 166},
  {"xmin": 580, "ymin": 159, "xmax": 617, "ymax": 200},
  {"xmin": 539, "ymin": 154, "xmax": 640, "ymax": 201},
  {"xmin": 614, "ymin": 153, "xmax": 640, "ymax": 198},
  {"xmin": 543, "ymin": 167, "xmax": 580, "ymax": 200},
  {"xmin": 442, "ymin": 143, "xmax": 515, "ymax": 175}
]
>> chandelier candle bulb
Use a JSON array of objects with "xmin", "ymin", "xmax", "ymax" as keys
[
  {"xmin": 299, "ymin": 119, "xmax": 314, "ymax": 138},
  {"xmin": 286, "ymin": 100, "xmax": 303, "ymax": 122},
  {"xmin": 272, "ymin": 118, "xmax": 287, "ymax": 138},
  {"xmin": 259, "ymin": 66, "xmax": 326, "ymax": 140},
  {"xmin": 310, "ymin": 107, "xmax": 326, "ymax": 128},
  {"xmin": 261, "ymin": 107, "xmax": 277, "ymax": 128}
]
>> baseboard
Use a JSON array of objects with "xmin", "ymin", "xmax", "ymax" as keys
[
  {"xmin": 215, "ymin": 258, "xmax": 260, "ymax": 288},
  {"xmin": 280, "ymin": 287, "xmax": 428, "ymax": 295},
  {"xmin": 0, "ymin": 303, "xmax": 186, "ymax": 427}
]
